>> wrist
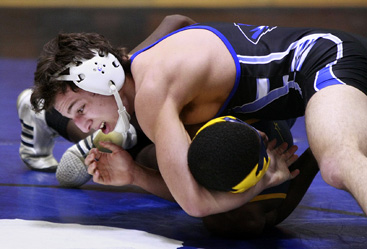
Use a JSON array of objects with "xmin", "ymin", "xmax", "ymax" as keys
[
  {"xmin": 130, "ymin": 163, "xmax": 156, "ymax": 187},
  {"xmin": 254, "ymin": 174, "xmax": 269, "ymax": 192},
  {"xmin": 130, "ymin": 162, "xmax": 143, "ymax": 187}
]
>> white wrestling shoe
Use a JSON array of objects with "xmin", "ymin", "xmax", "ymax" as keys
[
  {"xmin": 17, "ymin": 89, "xmax": 58, "ymax": 172},
  {"xmin": 56, "ymin": 134, "xmax": 94, "ymax": 188}
]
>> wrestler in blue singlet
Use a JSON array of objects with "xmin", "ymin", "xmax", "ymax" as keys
[
  {"xmin": 130, "ymin": 22, "xmax": 367, "ymax": 199},
  {"xmin": 131, "ymin": 22, "xmax": 367, "ymax": 121}
]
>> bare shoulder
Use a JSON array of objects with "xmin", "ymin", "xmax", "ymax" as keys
[
  {"xmin": 132, "ymin": 29, "xmax": 232, "ymax": 78},
  {"xmin": 133, "ymin": 69, "xmax": 184, "ymax": 142},
  {"xmin": 132, "ymin": 29, "xmax": 236, "ymax": 139}
]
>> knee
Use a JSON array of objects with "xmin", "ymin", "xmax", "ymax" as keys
[{"xmin": 317, "ymin": 154, "xmax": 345, "ymax": 189}]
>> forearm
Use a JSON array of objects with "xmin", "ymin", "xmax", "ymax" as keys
[
  {"xmin": 146, "ymin": 111, "xmax": 269, "ymax": 217},
  {"xmin": 153, "ymin": 124, "xmax": 298, "ymax": 217},
  {"xmin": 132, "ymin": 160, "xmax": 263, "ymax": 215},
  {"xmin": 132, "ymin": 163, "xmax": 174, "ymax": 201},
  {"xmin": 187, "ymin": 176, "xmax": 271, "ymax": 217},
  {"xmin": 154, "ymin": 127, "xmax": 270, "ymax": 217}
]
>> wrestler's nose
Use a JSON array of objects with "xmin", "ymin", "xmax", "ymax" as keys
[{"xmin": 73, "ymin": 116, "xmax": 92, "ymax": 133}]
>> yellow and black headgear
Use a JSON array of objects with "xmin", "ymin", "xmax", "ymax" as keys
[{"xmin": 188, "ymin": 116, "xmax": 270, "ymax": 193}]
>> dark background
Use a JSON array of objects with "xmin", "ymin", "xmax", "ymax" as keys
[{"xmin": 1, "ymin": 7, "xmax": 366, "ymax": 58}]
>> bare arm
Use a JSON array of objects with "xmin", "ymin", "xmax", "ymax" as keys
[
  {"xmin": 136, "ymin": 84, "xmax": 299, "ymax": 216},
  {"xmin": 154, "ymin": 107, "xmax": 299, "ymax": 216},
  {"xmin": 129, "ymin": 14, "xmax": 196, "ymax": 54},
  {"xmin": 86, "ymin": 124, "xmax": 299, "ymax": 216},
  {"xmin": 86, "ymin": 142, "xmax": 174, "ymax": 201}
]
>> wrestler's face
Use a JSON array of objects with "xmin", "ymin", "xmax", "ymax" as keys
[{"xmin": 54, "ymin": 87, "xmax": 119, "ymax": 134}]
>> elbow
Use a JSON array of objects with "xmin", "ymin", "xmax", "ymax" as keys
[
  {"xmin": 180, "ymin": 200, "xmax": 212, "ymax": 218},
  {"xmin": 183, "ymin": 206, "xmax": 208, "ymax": 218}
]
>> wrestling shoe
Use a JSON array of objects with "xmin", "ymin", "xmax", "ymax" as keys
[
  {"xmin": 17, "ymin": 89, "xmax": 58, "ymax": 172},
  {"xmin": 56, "ymin": 133, "xmax": 95, "ymax": 188}
]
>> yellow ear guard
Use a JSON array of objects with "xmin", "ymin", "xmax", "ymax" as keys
[{"xmin": 192, "ymin": 116, "xmax": 270, "ymax": 193}]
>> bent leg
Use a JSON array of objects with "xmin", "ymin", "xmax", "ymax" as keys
[{"xmin": 305, "ymin": 84, "xmax": 367, "ymax": 214}]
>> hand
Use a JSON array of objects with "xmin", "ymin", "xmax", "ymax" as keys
[
  {"xmin": 258, "ymin": 130, "xmax": 269, "ymax": 147},
  {"xmin": 85, "ymin": 141, "xmax": 135, "ymax": 186},
  {"xmin": 262, "ymin": 139, "xmax": 300, "ymax": 189}
]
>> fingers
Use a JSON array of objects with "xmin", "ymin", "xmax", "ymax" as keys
[
  {"xmin": 86, "ymin": 149, "xmax": 101, "ymax": 176},
  {"xmin": 274, "ymin": 142, "xmax": 288, "ymax": 154},
  {"xmin": 274, "ymin": 143, "xmax": 298, "ymax": 158},
  {"xmin": 258, "ymin": 131, "xmax": 269, "ymax": 146},
  {"xmin": 85, "ymin": 148, "xmax": 100, "ymax": 166},
  {"xmin": 98, "ymin": 141, "xmax": 123, "ymax": 153},
  {"xmin": 290, "ymin": 168, "xmax": 300, "ymax": 180},
  {"xmin": 283, "ymin": 145, "xmax": 298, "ymax": 158},
  {"xmin": 87, "ymin": 160, "xmax": 98, "ymax": 175},
  {"xmin": 288, "ymin": 153, "xmax": 299, "ymax": 165},
  {"xmin": 279, "ymin": 144, "xmax": 299, "ymax": 169},
  {"xmin": 87, "ymin": 162, "xmax": 109, "ymax": 185},
  {"xmin": 85, "ymin": 147, "xmax": 113, "ymax": 185},
  {"xmin": 287, "ymin": 144, "xmax": 298, "ymax": 154},
  {"xmin": 284, "ymin": 146, "xmax": 300, "ymax": 180},
  {"xmin": 267, "ymin": 139, "xmax": 277, "ymax": 150},
  {"xmin": 92, "ymin": 169, "xmax": 106, "ymax": 185}
]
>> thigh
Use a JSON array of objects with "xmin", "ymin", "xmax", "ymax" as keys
[{"xmin": 305, "ymin": 84, "xmax": 367, "ymax": 160}]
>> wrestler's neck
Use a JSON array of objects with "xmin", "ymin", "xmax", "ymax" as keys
[{"xmin": 119, "ymin": 75, "xmax": 136, "ymax": 115}]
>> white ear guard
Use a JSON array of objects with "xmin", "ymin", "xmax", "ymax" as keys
[{"xmin": 55, "ymin": 49, "xmax": 137, "ymax": 149}]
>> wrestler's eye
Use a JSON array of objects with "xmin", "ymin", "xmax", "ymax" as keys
[{"xmin": 77, "ymin": 105, "xmax": 85, "ymax": 114}]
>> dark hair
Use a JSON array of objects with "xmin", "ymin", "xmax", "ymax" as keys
[
  {"xmin": 187, "ymin": 121, "xmax": 260, "ymax": 192},
  {"xmin": 31, "ymin": 32, "xmax": 131, "ymax": 112}
]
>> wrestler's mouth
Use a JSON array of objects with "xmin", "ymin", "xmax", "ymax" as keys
[{"xmin": 100, "ymin": 122, "xmax": 107, "ymax": 133}]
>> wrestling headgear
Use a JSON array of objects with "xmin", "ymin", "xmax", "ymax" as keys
[{"xmin": 55, "ymin": 49, "xmax": 137, "ymax": 149}]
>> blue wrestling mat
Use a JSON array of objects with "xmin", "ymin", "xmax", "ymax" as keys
[{"xmin": 0, "ymin": 58, "xmax": 366, "ymax": 248}]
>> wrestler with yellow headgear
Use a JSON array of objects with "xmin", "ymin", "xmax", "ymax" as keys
[{"xmin": 188, "ymin": 116, "xmax": 271, "ymax": 194}]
